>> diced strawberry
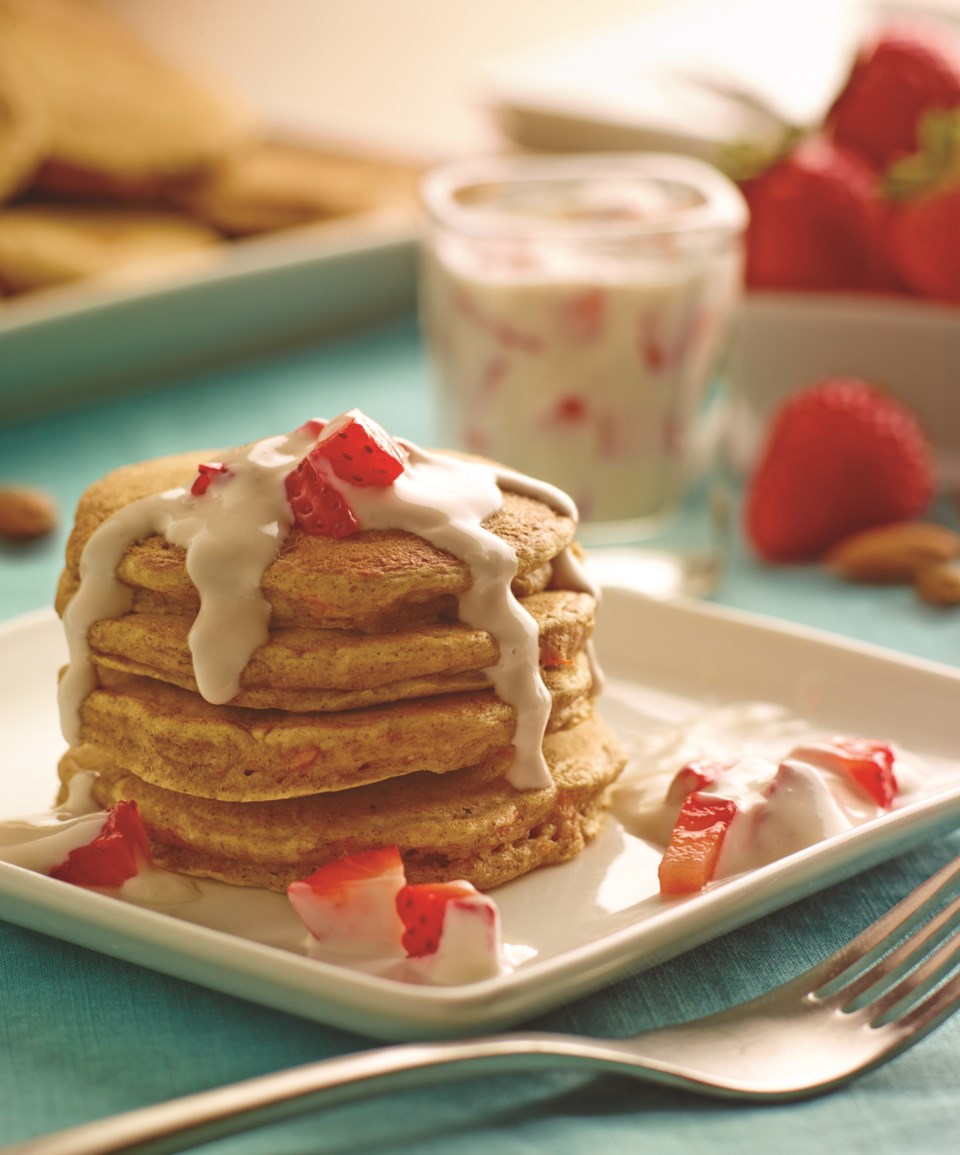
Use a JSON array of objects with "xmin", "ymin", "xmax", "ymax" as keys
[
  {"xmin": 788, "ymin": 738, "xmax": 898, "ymax": 808},
  {"xmin": 558, "ymin": 288, "xmax": 606, "ymax": 342},
  {"xmin": 665, "ymin": 760, "xmax": 729, "ymax": 806},
  {"xmin": 658, "ymin": 793, "xmax": 738, "ymax": 897},
  {"xmin": 314, "ymin": 411, "xmax": 406, "ymax": 488},
  {"xmin": 408, "ymin": 893, "xmax": 503, "ymax": 983},
  {"xmin": 50, "ymin": 801, "xmax": 152, "ymax": 889},
  {"xmin": 288, "ymin": 846, "xmax": 407, "ymax": 955},
  {"xmin": 285, "ymin": 455, "xmax": 360, "ymax": 538},
  {"xmin": 552, "ymin": 395, "xmax": 589, "ymax": 424},
  {"xmin": 190, "ymin": 462, "xmax": 229, "ymax": 497},
  {"xmin": 395, "ymin": 880, "xmax": 478, "ymax": 957}
]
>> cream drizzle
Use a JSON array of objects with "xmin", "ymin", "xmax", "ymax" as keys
[
  {"xmin": 59, "ymin": 426, "xmax": 316, "ymax": 744},
  {"xmin": 59, "ymin": 414, "xmax": 598, "ymax": 791}
]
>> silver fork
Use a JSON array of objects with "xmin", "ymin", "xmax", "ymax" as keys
[{"xmin": 7, "ymin": 855, "xmax": 960, "ymax": 1155}]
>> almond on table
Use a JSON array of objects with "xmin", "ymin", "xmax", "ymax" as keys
[
  {"xmin": 825, "ymin": 522, "xmax": 960, "ymax": 584},
  {"xmin": 0, "ymin": 485, "xmax": 58, "ymax": 540},
  {"xmin": 915, "ymin": 562, "xmax": 960, "ymax": 607}
]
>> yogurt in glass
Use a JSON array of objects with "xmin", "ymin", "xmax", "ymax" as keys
[{"xmin": 419, "ymin": 153, "xmax": 747, "ymax": 543}]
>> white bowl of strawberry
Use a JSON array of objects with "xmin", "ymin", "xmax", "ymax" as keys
[{"xmin": 730, "ymin": 17, "xmax": 960, "ymax": 486}]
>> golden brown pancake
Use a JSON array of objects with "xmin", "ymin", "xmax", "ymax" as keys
[
  {"xmin": 168, "ymin": 139, "xmax": 419, "ymax": 237},
  {"xmin": 84, "ymin": 589, "xmax": 595, "ymax": 710},
  {"xmin": 76, "ymin": 654, "xmax": 596, "ymax": 801},
  {"xmin": 56, "ymin": 450, "xmax": 579, "ymax": 631},
  {"xmin": 59, "ymin": 713, "xmax": 624, "ymax": 891},
  {"xmin": 0, "ymin": 52, "xmax": 44, "ymax": 202},
  {"xmin": 0, "ymin": 0, "xmax": 249, "ymax": 198},
  {"xmin": 0, "ymin": 203, "xmax": 220, "ymax": 293}
]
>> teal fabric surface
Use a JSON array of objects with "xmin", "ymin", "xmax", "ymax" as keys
[{"xmin": 1, "ymin": 313, "xmax": 958, "ymax": 1153}]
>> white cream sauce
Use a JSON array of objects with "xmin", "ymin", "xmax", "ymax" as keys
[{"xmin": 612, "ymin": 703, "xmax": 924, "ymax": 882}]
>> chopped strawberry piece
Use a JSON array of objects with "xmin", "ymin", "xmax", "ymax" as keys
[
  {"xmin": 285, "ymin": 455, "xmax": 360, "ymax": 538},
  {"xmin": 665, "ymin": 760, "xmax": 730, "ymax": 807},
  {"xmin": 295, "ymin": 846, "xmax": 405, "ymax": 894},
  {"xmin": 190, "ymin": 462, "xmax": 229, "ymax": 496},
  {"xmin": 50, "ymin": 801, "xmax": 151, "ymax": 889},
  {"xmin": 788, "ymin": 738, "xmax": 898, "ymax": 808},
  {"xmin": 288, "ymin": 847, "xmax": 407, "ymax": 954},
  {"xmin": 314, "ymin": 411, "xmax": 405, "ymax": 488},
  {"xmin": 559, "ymin": 288, "xmax": 606, "ymax": 341},
  {"xmin": 396, "ymin": 880, "xmax": 478, "ymax": 957},
  {"xmin": 658, "ymin": 793, "xmax": 738, "ymax": 897},
  {"xmin": 552, "ymin": 395, "xmax": 589, "ymax": 423}
]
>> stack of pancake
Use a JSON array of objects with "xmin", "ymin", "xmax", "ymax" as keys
[{"xmin": 55, "ymin": 448, "xmax": 625, "ymax": 892}]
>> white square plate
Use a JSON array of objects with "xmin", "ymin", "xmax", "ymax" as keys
[{"xmin": 2, "ymin": 589, "xmax": 960, "ymax": 1042}]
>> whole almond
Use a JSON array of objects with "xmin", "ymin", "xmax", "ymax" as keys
[
  {"xmin": 916, "ymin": 562, "xmax": 960, "ymax": 607},
  {"xmin": 0, "ymin": 486, "xmax": 58, "ymax": 540},
  {"xmin": 825, "ymin": 522, "xmax": 960, "ymax": 583}
]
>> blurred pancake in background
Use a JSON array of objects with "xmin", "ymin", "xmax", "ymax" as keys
[
  {"xmin": 0, "ymin": 0, "xmax": 248, "ymax": 198},
  {"xmin": 0, "ymin": 0, "xmax": 420, "ymax": 299},
  {"xmin": 168, "ymin": 140, "xmax": 418, "ymax": 237},
  {"xmin": 0, "ymin": 53, "xmax": 45, "ymax": 202},
  {"xmin": 0, "ymin": 203, "xmax": 219, "ymax": 293}
]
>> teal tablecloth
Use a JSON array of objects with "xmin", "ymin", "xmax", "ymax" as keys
[{"xmin": 1, "ymin": 314, "xmax": 958, "ymax": 1153}]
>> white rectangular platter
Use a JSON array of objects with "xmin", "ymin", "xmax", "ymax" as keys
[{"xmin": 2, "ymin": 588, "xmax": 960, "ymax": 1042}]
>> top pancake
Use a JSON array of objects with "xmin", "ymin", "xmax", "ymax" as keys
[{"xmin": 56, "ymin": 448, "xmax": 579, "ymax": 632}]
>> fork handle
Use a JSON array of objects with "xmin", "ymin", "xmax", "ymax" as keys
[{"xmin": 4, "ymin": 1034, "xmax": 632, "ymax": 1155}]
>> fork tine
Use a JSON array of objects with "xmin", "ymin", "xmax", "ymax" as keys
[
  {"xmin": 809, "ymin": 855, "xmax": 960, "ymax": 995},
  {"xmin": 834, "ymin": 891, "xmax": 960, "ymax": 1010},
  {"xmin": 862, "ymin": 935, "xmax": 960, "ymax": 1026},
  {"xmin": 896, "ymin": 962, "xmax": 960, "ymax": 1032}
]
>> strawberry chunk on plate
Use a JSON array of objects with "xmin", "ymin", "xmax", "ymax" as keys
[
  {"xmin": 396, "ymin": 880, "xmax": 478, "ymax": 957},
  {"xmin": 288, "ymin": 846, "xmax": 407, "ymax": 957},
  {"xmin": 788, "ymin": 738, "xmax": 898, "ymax": 809},
  {"xmin": 658, "ymin": 793, "xmax": 738, "ymax": 897},
  {"xmin": 49, "ymin": 801, "xmax": 151, "ymax": 889}
]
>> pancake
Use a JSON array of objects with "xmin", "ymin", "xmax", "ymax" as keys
[
  {"xmin": 59, "ymin": 712, "xmax": 624, "ymax": 891},
  {"xmin": 0, "ymin": 203, "xmax": 220, "ymax": 293},
  {"xmin": 0, "ymin": 0, "xmax": 249, "ymax": 198},
  {"xmin": 167, "ymin": 139, "xmax": 418, "ymax": 237},
  {"xmin": 55, "ymin": 450, "xmax": 579, "ymax": 631},
  {"xmin": 84, "ymin": 589, "xmax": 595, "ymax": 710},
  {"xmin": 0, "ymin": 51, "xmax": 44, "ymax": 202},
  {"xmin": 75, "ymin": 654, "xmax": 596, "ymax": 801}
]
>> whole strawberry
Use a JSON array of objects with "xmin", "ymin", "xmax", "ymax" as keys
[
  {"xmin": 827, "ymin": 23, "xmax": 960, "ymax": 169},
  {"xmin": 745, "ymin": 378, "xmax": 935, "ymax": 563},
  {"xmin": 883, "ymin": 110, "xmax": 960, "ymax": 303},
  {"xmin": 740, "ymin": 137, "xmax": 896, "ymax": 292}
]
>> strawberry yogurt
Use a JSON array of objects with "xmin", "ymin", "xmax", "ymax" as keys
[
  {"xmin": 420, "ymin": 154, "xmax": 747, "ymax": 539},
  {"xmin": 612, "ymin": 702, "xmax": 924, "ymax": 890}
]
